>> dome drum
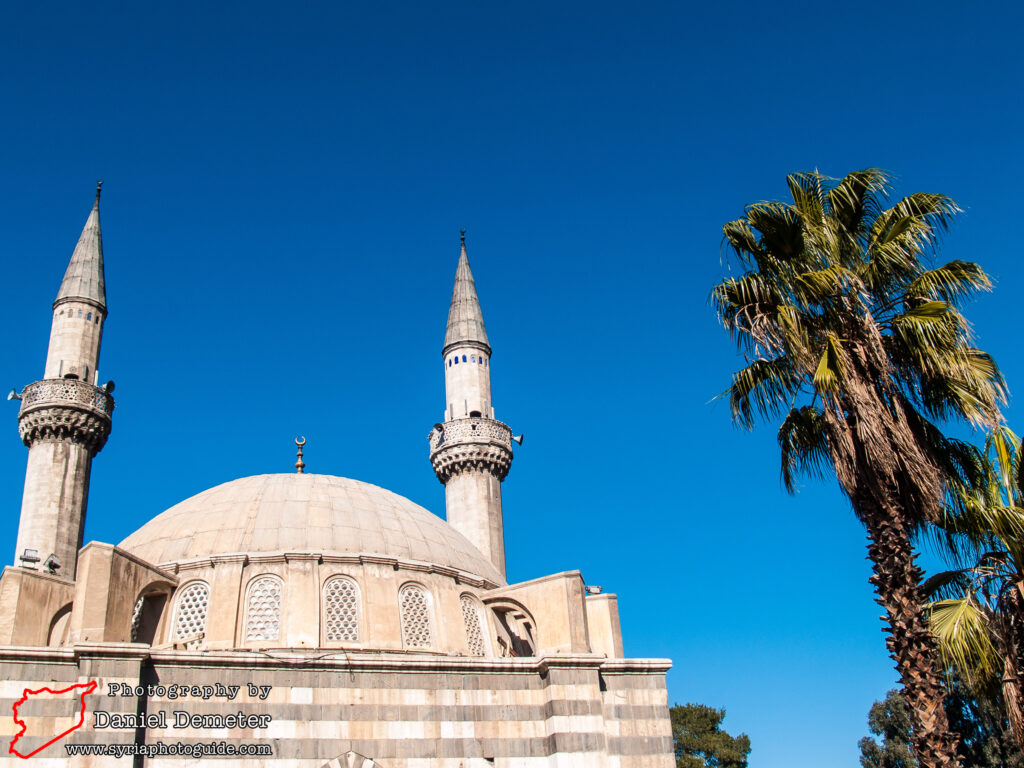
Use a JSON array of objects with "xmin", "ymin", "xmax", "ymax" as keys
[{"xmin": 122, "ymin": 551, "xmax": 511, "ymax": 656}]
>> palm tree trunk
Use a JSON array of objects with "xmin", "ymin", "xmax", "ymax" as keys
[
  {"xmin": 1000, "ymin": 656, "xmax": 1024, "ymax": 748},
  {"xmin": 860, "ymin": 496, "xmax": 961, "ymax": 768},
  {"xmin": 1001, "ymin": 582, "xmax": 1024, "ymax": 747}
]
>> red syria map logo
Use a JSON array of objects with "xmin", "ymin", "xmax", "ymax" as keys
[{"xmin": 8, "ymin": 680, "xmax": 97, "ymax": 759}]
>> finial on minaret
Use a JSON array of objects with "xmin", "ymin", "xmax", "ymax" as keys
[
  {"xmin": 295, "ymin": 436, "xmax": 306, "ymax": 474},
  {"xmin": 95, "ymin": 180, "xmax": 103, "ymax": 200},
  {"xmin": 460, "ymin": 229, "xmax": 466, "ymax": 247}
]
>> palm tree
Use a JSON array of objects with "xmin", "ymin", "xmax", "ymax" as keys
[
  {"xmin": 712, "ymin": 169, "xmax": 1006, "ymax": 768},
  {"xmin": 927, "ymin": 427, "xmax": 1024, "ymax": 746}
]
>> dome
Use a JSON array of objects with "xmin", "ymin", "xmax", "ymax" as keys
[{"xmin": 118, "ymin": 474, "xmax": 503, "ymax": 584}]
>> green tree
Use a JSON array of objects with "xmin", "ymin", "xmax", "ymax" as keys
[
  {"xmin": 860, "ymin": 683, "xmax": 1024, "ymax": 768},
  {"xmin": 670, "ymin": 703, "xmax": 750, "ymax": 768},
  {"xmin": 712, "ymin": 169, "xmax": 1006, "ymax": 768},
  {"xmin": 945, "ymin": 677, "xmax": 1024, "ymax": 767},
  {"xmin": 860, "ymin": 690, "xmax": 917, "ymax": 768},
  {"xmin": 926, "ymin": 427, "xmax": 1024, "ymax": 745}
]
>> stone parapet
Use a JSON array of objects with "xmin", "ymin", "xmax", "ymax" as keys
[
  {"xmin": 429, "ymin": 417, "xmax": 513, "ymax": 482},
  {"xmin": 17, "ymin": 378, "xmax": 113, "ymax": 454}
]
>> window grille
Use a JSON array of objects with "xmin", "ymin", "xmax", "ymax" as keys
[
  {"xmin": 173, "ymin": 582, "xmax": 210, "ymax": 640},
  {"xmin": 324, "ymin": 576, "xmax": 360, "ymax": 642},
  {"xmin": 399, "ymin": 584, "xmax": 433, "ymax": 649},
  {"xmin": 130, "ymin": 596, "xmax": 145, "ymax": 642},
  {"xmin": 460, "ymin": 595, "xmax": 487, "ymax": 656},
  {"xmin": 245, "ymin": 576, "xmax": 282, "ymax": 642}
]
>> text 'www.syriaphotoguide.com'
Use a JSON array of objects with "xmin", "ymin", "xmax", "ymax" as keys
[{"xmin": 65, "ymin": 741, "xmax": 273, "ymax": 758}]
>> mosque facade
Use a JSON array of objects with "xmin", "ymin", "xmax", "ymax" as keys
[{"xmin": 0, "ymin": 188, "xmax": 674, "ymax": 767}]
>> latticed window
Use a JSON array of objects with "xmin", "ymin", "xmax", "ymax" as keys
[
  {"xmin": 323, "ymin": 576, "xmax": 360, "ymax": 642},
  {"xmin": 173, "ymin": 582, "xmax": 209, "ymax": 640},
  {"xmin": 399, "ymin": 583, "xmax": 434, "ymax": 649},
  {"xmin": 245, "ymin": 576, "xmax": 283, "ymax": 642},
  {"xmin": 460, "ymin": 595, "xmax": 487, "ymax": 657},
  {"xmin": 130, "ymin": 596, "xmax": 145, "ymax": 642}
]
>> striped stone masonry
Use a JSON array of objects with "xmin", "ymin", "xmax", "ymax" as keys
[{"xmin": 0, "ymin": 645, "xmax": 673, "ymax": 767}]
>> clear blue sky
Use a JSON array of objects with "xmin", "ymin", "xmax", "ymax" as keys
[{"xmin": 1, "ymin": 2, "xmax": 1022, "ymax": 766}]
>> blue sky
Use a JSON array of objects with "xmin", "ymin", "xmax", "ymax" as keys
[{"xmin": 2, "ymin": 2, "xmax": 1022, "ymax": 766}]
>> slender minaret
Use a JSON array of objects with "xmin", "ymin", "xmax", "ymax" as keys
[
  {"xmin": 13, "ymin": 183, "xmax": 114, "ymax": 578},
  {"xmin": 429, "ymin": 232, "xmax": 514, "ymax": 580}
]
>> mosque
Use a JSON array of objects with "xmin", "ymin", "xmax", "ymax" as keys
[{"xmin": 0, "ymin": 187, "xmax": 673, "ymax": 767}]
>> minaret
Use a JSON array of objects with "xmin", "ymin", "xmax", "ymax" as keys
[
  {"xmin": 429, "ymin": 232, "xmax": 514, "ymax": 580},
  {"xmin": 13, "ymin": 183, "xmax": 114, "ymax": 578}
]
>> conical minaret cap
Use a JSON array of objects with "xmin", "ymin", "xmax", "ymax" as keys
[
  {"xmin": 443, "ymin": 232, "xmax": 490, "ymax": 354},
  {"xmin": 55, "ymin": 183, "xmax": 106, "ymax": 309}
]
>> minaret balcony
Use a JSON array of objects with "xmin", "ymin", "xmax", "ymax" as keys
[
  {"xmin": 19, "ymin": 379, "xmax": 114, "ymax": 420},
  {"xmin": 430, "ymin": 417, "xmax": 512, "ymax": 453},
  {"xmin": 429, "ymin": 417, "xmax": 514, "ymax": 483},
  {"xmin": 17, "ymin": 379, "xmax": 114, "ymax": 454}
]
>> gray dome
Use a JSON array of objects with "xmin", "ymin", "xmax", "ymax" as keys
[{"xmin": 119, "ymin": 473, "xmax": 503, "ymax": 584}]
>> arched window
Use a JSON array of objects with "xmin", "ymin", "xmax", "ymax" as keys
[
  {"xmin": 471, "ymin": 355, "xmax": 476, "ymax": 363},
  {"xmin": 323, "ymin": 576, "xmax": 360, "ymax": 642},
  {"xmin": 172, "ymin": 582, "xmax": 210, "ymax": 640},
  {"xmin": 244, "ymin": 575, "xmax": 283, "ymax": 642},
  {"xmin": 447, "ymin": 359, "xmax": 452, "ymax": 367},
  {"xmin": 460, "ymin": 594, "xmax": 488, "ymax": 657},
  {"xmin": 462, "ymin": 355, "xmax": 467, "ymax": 362},
  {"xmin": 454, "ymin": 356, "xmax": 459, "ymax": 364},
  {"xmin": 399, "ymin": 583, "xmax": 434, "ymax": 649}
]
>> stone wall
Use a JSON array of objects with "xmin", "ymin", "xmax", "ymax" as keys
[{"xmin": 0, "ymin": 644, "xmax": 673, "ymax": 767}]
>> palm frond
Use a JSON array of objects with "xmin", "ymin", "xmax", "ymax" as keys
[
  {"xmin": 863, "ymin": 193, "xmax": 960, "ymax": 300},
  {"xmin": 922, "ymin": 569, "xmax": 976, "ymax": 601},
  {"xmin": 722, "ymin": 219, "xmax": 765, "ymax": 269},
  {"xmin": 787, "ymin": 172, "xmax": 827, "ymax": 228},
  {"xmin": 711, "ymin": 271, "xmax": 782, "ymax": 334},
  {"xmin": 721, "ymin": 357, "xmax": 802, "ymax": 430},
  {"xmin": 777, "ymin": 405, "xmax": 831, "ymax": 493},
  {"xmin": 793, "ymin": 265, "xmax": 864, "ymax": 308},
  {"xmin": 929, "ymin": 596, "xmax": 1000, "ymax": 684},
  {"xmin": 744, "ymin": 202, "xmax": 806, "ymax": 269},
  {"xmin": 1016, "ymin": 437, "xmax": 1024, "ymax": 506},
  {"xmin": 826, "ymin": 169, "xmax": 890, "ymax": 238},
  {"xmin": 986, "ymin": 426, "xmax": 1021, "ymax": 504},
  {"xmin": 812, "ymin": 332, "xmax": 847, "ymax": 394},
  {"xmin": 907, "ymin": 260, "xmax": 992, "ymax": 305}
]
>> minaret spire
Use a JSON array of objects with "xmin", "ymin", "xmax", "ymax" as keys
[
  {"xmin": 55, "ymin": 180, "xmax": 106, "ymax": 311},
  {"xmin": 13, "ymin": 186, "xmax": 115, "ymax": 577},
  {"xmin": 430, "ymin": 232, "xmax": 514, "ymax": 581},
  {"xmin": 444, "ymin": 230, "xmax": 489, "ymax": 355}
]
